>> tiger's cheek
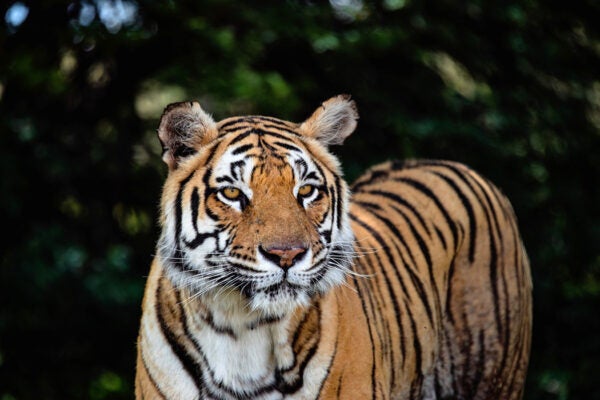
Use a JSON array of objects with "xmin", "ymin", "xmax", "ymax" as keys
[
  {"xmin": 203, "ymin": 194, "xmax": 247, "ymax": 252},
  {"xmin": 228, "ymin": 217, "xmax": 260, "ymax": 256},
  {"xmin": 205, "ymin": 194, "xmax": 243, "ymax": 227}
]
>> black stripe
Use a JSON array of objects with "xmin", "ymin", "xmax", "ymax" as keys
[
  {"xmin": 351, "ymin": 213, "xmax": 408, "ymax": 373},
  {"xmin": 246, "ymin": 314, "xmax": 283, "ymax": 330},
  {"xmin": 175, "ymin": 171, "xmax": 197, "ymax": 241},
  {"xmin": 254, "ymin": 116, "xmax": 293, "ymax": 125},
  {"xmin": 155, "ymin": 280, "xmax": 203, "ymax": 393},
  {"xmin": 434, "ymin": 225, "xmax": 448, "ymax": 250},
  {"xmin": 303, "ymin": 143, "xmax": 337, "ymax": 177},
  {"xmin": 407, "ymin": 307, "xmax": 423, "ymax": 399},
  {"xmin": 393, "ymin": 177, "xmax": 459, "ymax": 251},
  {"xmin": 350, "ymin": 274, "xmax": 378, "ymax": 400},
  {"xmin": 279, "ymin": 341, "xmax": 318, "ymax": 394},
  {"xmin": 184, "ymin": 231, "xmax": 217, "ymax": 249},
  {"xmin": 216, "ymin": 176, "xmax": 234, "ymax": 184},
  {"xmin": 201, "ymin": 310, "xmax": 237, "ymax": 339},
  {"xmin": 305, "ymin": 171, "xmax": 319, "ymax": 181},
  {"xmin": 219, "ymin": 117, "xmax": 252, "ymax": 130},
  {"xmin": 354, "ymin": 200, "xmax": 382, "ymax": 210},
  {"xmin": 445, "ymin": 253, "xmax": 458, "ymax": 325},
  {"xmin": 204, "ymin": 139, "xmax": 225, "ymax": 166},
  {"xmin": 468, "ymin": 329, "xmax": 486, "ymax": 397},
  {"xmin": 261, "ymin": 124, "xmax": 299, "ymax": 136},
  {"xmin": 354, "ymin": 210, "xmax": 435, "ymax": 327},
  {"xmin": 202, "ymin": 167, "xmax": 220, "ymax": 221},
  {"xmin": 255, "ymin": 128, "xmax": 298, "ymax": 141},
  {"xmin": 334, "ymin": 176, "xmax": 343, "ymax": 231},
  {"xmin": 232, "ymin": 143, "xmax": 254, "ymax": 155},
  {"xmin": 173, "ymin": 144, "xmax": 196, "ymax": 160},
  {"xmin": 511, "ymin": 219, "xmax": 524, "ymax": 308},
  {"xmin": 191, "ymin": 187, "xmax": 200, "ymax": 233},
  {"xmin": 468, "ymin": 173, "xmax": 512, "ymax": 380},
  {"xmin": 351, "ymin": 169, "xmax": 390, "ymax": 192},
  {"xmin": 364, "ymin": 248, "xmax": 397, "ymax": 389},
  {"xmin": 460, "ymin": 308, "xmax": 475, "ymax": 395},
  {"xmin": 229, "ymin": 160, "xmax": 245, "ymax": 180},
  {"xmin": 505, "ymin": 313, "xmax": 529, "ymax": 397},
  {"xmin": 294, "ymin": 159, "xmax": 308, "ymax": 179},
  {"xmin": 227, "ymin": 130, "xmax": 253, "ymax": 146},
  {"xmin": 229, "ymin": 262, "xmax": 264, "ymax": 273},
  {"xmin": 364, "ymin": 189, "xmax": 431, "ymax": 237},
  {"xmin": 223, "ymin": 115, "xmax": 295, "ymax": 131},
  {"xmin": 443, "ymin": 325, "xmax": 460, "ymax": 395},
  {"xmin": 220, "ymin": 116, "xmax": 294, "ymax": 132},
  {"xmin": 287, "ymin": 309, "xmax": 314, "ymax": 365},
  {"xmin": 171, "ymin": 171, "xmax": 198, "ymax": 272},
  {"xmin": 343, "ymin": 235, "xmax": 382, "ymax": 399},
  {"xmin": 336, "ymin": 373, "xmax": 344, "ymax": 397},
  {"xmin": 466, "ymin": 174, "xmax": 504, "ymax": 343},
  {"xmin": 178, "ymin": 295, "xmax": 277, "ymax": 399},
  {"xmin": 316, "ymin": 311, "xmax": 341, "ymax": 399},
  {"xmin": 273, "ymin": 141, "xmax": 303, "ymax": 152},
  {"xmin": 390, "ymin": 204, "xmax": 442, "ymax": 325},
  {"xmin": 279, "ymin": 306, "xmax": 322, "ymax": 394},
  {"xmin": 430, "ymin": 170, "xmax": 477, "ymax": 263}
]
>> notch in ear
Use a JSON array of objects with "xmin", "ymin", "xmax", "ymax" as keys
[
  {"xmin": 299, "ymin": 94, "xmax": 359, "ymax": 146},
  {"xmin": 157, "ymin": 101, "xmax": 218, "ymax": 169}
]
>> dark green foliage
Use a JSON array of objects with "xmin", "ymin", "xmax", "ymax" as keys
[{"xmin": 1, "ymin": 0, "xmax": 598, "ymax": 398}]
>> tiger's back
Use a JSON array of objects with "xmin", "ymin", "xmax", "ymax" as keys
[
  {"xmin": 336, "ymin": 159, "xmax": 532, "ymax": 399},
  {"xmin": 135, "ymin": 96, "xmax": 532, "ymax": 400}
]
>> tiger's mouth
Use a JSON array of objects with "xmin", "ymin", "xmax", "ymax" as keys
[
  {"xmin": 243, "ymin": 279, "xmax": 313, "ymax": 315},
  {"xmin": 238, "ymin": 265, "xmax": 315, "ymax": 298},
  {"xmin": 219, "ymin": 247, "xmax": 347, "ymax": 310},
  {"xmin": 244, "ymin": 281, "xmax": 299, "ymax": 298}
]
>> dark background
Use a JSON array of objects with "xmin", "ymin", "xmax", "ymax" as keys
[{"xmin": 1, "ymin": 1, "xmax": 598, "ymax": 398}]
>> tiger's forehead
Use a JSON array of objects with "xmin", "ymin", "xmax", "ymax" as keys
[
  {"xmin": 169, "ymin": 114, "xmax": 342, "ymax": 187},
  {"xmin": 210, "ymin": 116, "xmax": 309, "ymax": 167},
  {"xmin": 209, "ymin": 130, "xmax": 311, "ymax": 183},
  {"xmin": 199, "ymin": 118, "xmax": 333, "ymax": 189},
  {"xmin": 217, "ymin": 115, "xmax": 299, "ymax": 133}
]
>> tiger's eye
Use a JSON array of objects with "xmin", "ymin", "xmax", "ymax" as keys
[
  {"xmin": 222, "ymin": 187, "xmax": 241, "ymax": 200},
  {"xmin": 298, "ymin": 184, "xmax": 314, "ymax": 197}
]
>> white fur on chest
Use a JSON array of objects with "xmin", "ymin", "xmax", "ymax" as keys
[
  {"xmin": 187, "ymin": 293, "xmax": 295, "ymax": 399},
  {"xmin": 197, "ymin": 322, "xmax": 277, "ymax": 388}
]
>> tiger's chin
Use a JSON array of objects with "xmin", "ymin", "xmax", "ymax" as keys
[
  {"xmin": 247, "ymin": 283, "xmax": 313, "ymax": 317},
  {"xmin": 246, "ymin": 267, "xmax": 347, "ymax": 316}
]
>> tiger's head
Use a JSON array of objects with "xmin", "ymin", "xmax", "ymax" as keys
[{"xmin": 156, "ymin": 95, "xmax": 357, "ymax": 316}]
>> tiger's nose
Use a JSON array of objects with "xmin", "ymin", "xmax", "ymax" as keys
[{"xmin": 259, "ymin": 245, "xmax": 308, "ymax": 269}]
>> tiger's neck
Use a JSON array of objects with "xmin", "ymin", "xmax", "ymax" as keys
[
  {"xmin": 139, "ymin": 259, "xmax": 345, "ymax": 399},
  {"xmin": 182, "ymin": 289, "xmax": 296, "ymax": 388},
  {"xmin": 151, "ymin": 268, "xmax": 325, "ymax": 398}
]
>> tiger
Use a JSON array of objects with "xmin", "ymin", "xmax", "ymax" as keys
[{"xmin": 135, "ymin": 95, "xmax": 532, "ymax": 400}]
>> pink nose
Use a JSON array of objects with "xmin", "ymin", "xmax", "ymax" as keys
[{"xmin": 260, "ymin": 245, "xmax": 307, "ymax": 269}]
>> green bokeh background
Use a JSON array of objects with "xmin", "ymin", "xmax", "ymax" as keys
[{"xmin": 1, "ymin": 1, "xmax": 598, "ymax": 398}]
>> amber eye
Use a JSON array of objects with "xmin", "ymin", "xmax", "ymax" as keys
[
  {"xmin": 221, "ymin": 187, "xmax": 241, "ymax": 200},
  {"xmin": 298, "ymin": 184, "xmax": 314, "ymax": 197}
]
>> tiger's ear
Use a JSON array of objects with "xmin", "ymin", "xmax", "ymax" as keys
[
  {"xmin": 157, "ymin": 101, "xmax": 218, "ymax": 170},
  {"xmin": 299, "ymin": 94, "xmax": 358, "ymax": 146}
]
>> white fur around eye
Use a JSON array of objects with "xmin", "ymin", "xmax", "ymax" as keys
[
  {"xmin": 216, "ymin": 188, "xmax": 250, "ymax": 212},
  {"xmin": 296, "ymin": 183, "xmax": 320, "ymax": 207}
]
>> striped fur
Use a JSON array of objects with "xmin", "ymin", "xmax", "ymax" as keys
[{"xmin": 136, "ymin": 96, "xmax": 532, "ymax": 399}]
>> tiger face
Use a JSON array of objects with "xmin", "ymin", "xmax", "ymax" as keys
[{"xmin": 156, "ymin": 96, "xmax": 358, "ymax": 315}]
